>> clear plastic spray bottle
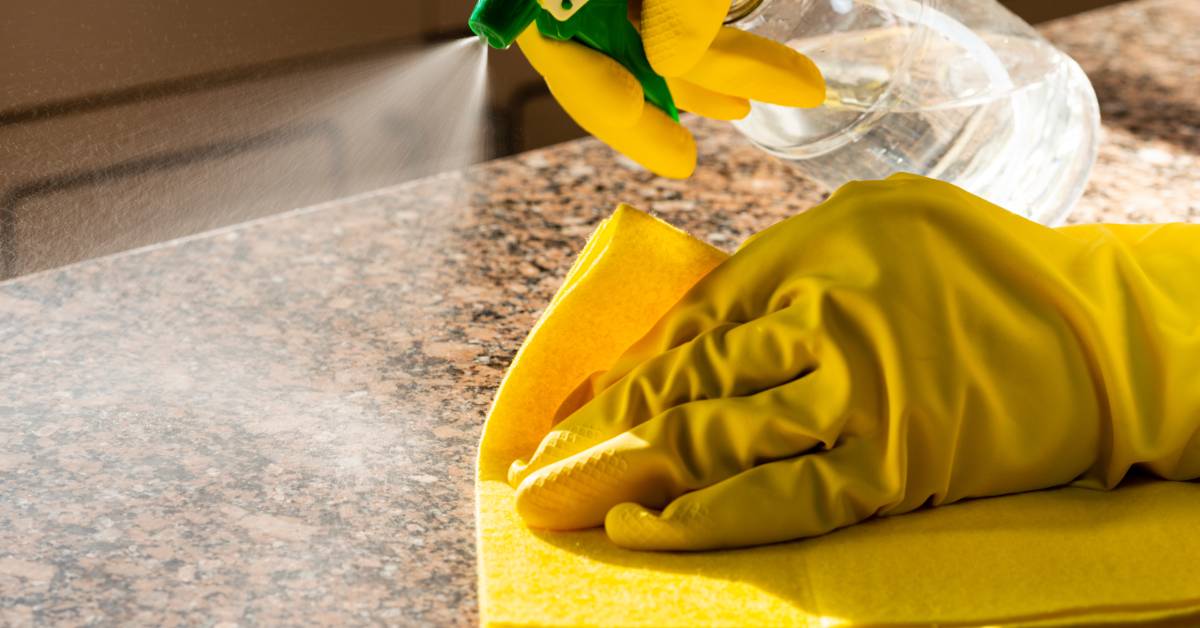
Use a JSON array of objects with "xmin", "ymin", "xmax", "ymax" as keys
[{"xmin": 727, "ymin": 0, "xmax": 1100, "ymax": 224}]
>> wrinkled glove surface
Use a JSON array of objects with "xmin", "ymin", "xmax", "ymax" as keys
[
  {"xmin": 510, "ymin": 174, "xmax": 1200, "ymax": 551},
  {"xmin": 517, "ymin": 0, "xmax": 825, "ymax": 179}
]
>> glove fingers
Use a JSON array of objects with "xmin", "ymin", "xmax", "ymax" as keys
[
  {"xmin": 517, "ymin": 25, "xmax": 696, "ymax": 178},
  {"xmin": 581, "ymin": 272, "xmax": 833, "ymax": 410},
  {"xmin": 574, "ymin": 104, "xmax": 698, "ymax": 180},
  {"xmin": 508, "ymin": 305, "xmax": 823, "ymax": 486},
  {"xmin": 642, "ymin": 0, "xmax": 730, "ymax": 77},
  {"xmin": 683, "ymin": 28, "xmax": 826, "ymax": 108},
  {"xmin": 605, "ymin": 439, "xmax": 890, "ymax": 550},
  {"xmin": 514, "ymin": 369, "xmax": 849, "ymax": 530},
  {"xmin": 517, "ymin": 26, "xmax": 644, "ymax": 130},
  {"xmin": 667, "ymin": 77, "xmax": 751, "ymax": 121}
]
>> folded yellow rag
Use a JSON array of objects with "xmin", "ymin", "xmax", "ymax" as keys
[{"xmin": 476, "ymin": 205, "xmax": 1200, "ymax": 627}]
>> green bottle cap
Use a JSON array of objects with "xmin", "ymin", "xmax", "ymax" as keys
[
  {"xmin": 469, "ymin": 0, "xmax": 678, "ymax": 121},
  {"xmin": 469, "ymin": 0, "xmax": 540, "ymax": 49}
]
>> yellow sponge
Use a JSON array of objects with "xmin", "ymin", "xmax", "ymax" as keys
[{"xmin": 475, "ymin": 205, "xmax": 1200, "ymax": 627}]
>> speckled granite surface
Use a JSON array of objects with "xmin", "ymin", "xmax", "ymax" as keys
[{"xmin": 1, "ymin": 1, "xmax": 1197, "ymax": 624}]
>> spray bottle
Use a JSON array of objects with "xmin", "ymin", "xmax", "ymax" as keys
[
  {"xmin": 468, "ymin": 0, "xmax": 678, "ymax": 121},
  {"xmin": 472, "ymin": 0, "xmax": 1098, "ymax": 225}
]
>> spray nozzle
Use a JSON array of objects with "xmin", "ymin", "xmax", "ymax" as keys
[
  {"xmin": 469, "ymin": 0, "xmax": 679, "ymax": 121},
  {"xmin": 469, "ymin": 0, "xmax": 540, "ymax": 49}
]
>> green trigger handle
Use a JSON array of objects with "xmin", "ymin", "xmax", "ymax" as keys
[{"xmin": 469, "ymin": 0, "xmax": 680, "ymax": 122}]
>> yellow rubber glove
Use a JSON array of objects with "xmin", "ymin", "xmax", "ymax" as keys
[
  {"xmin": 517, "ymin": 1, "xmax": 825, "ymax": 179},
  {"xmin": 508, "ymin": 174, "xmax": 1200, "ymax": 551}
]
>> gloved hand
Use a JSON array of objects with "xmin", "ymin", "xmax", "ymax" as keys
[
  {"xmin": 508, "ymin": 174, "xmax": 1200, "ymax": 551},
  {"xmin": 517, "ymin": 0, "xmax": 825, "ymax": 179}
]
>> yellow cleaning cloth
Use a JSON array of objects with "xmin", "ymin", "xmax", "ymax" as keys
[{"xmin": 476, "ymin": 206, "xmax": 1200, "ymax": 627}]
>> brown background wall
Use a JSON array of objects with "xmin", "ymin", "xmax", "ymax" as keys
[{"xmin": 1004, "ymin": 0, "xmax": 1126, "ymax": 23}]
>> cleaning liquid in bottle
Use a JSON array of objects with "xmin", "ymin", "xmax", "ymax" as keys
[{"xmin": 728, "ymin": 0, "xmax": 1100, "ymax": 225}]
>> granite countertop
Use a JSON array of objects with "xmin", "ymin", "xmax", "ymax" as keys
[{"xmin": 2, "ymin": 0, "xmax": 1197, "ymax": 624}]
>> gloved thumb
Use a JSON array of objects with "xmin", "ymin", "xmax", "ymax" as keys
[{"xmin": 605, "ymin": 439, "xmax": 889, "ymax": 550}]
